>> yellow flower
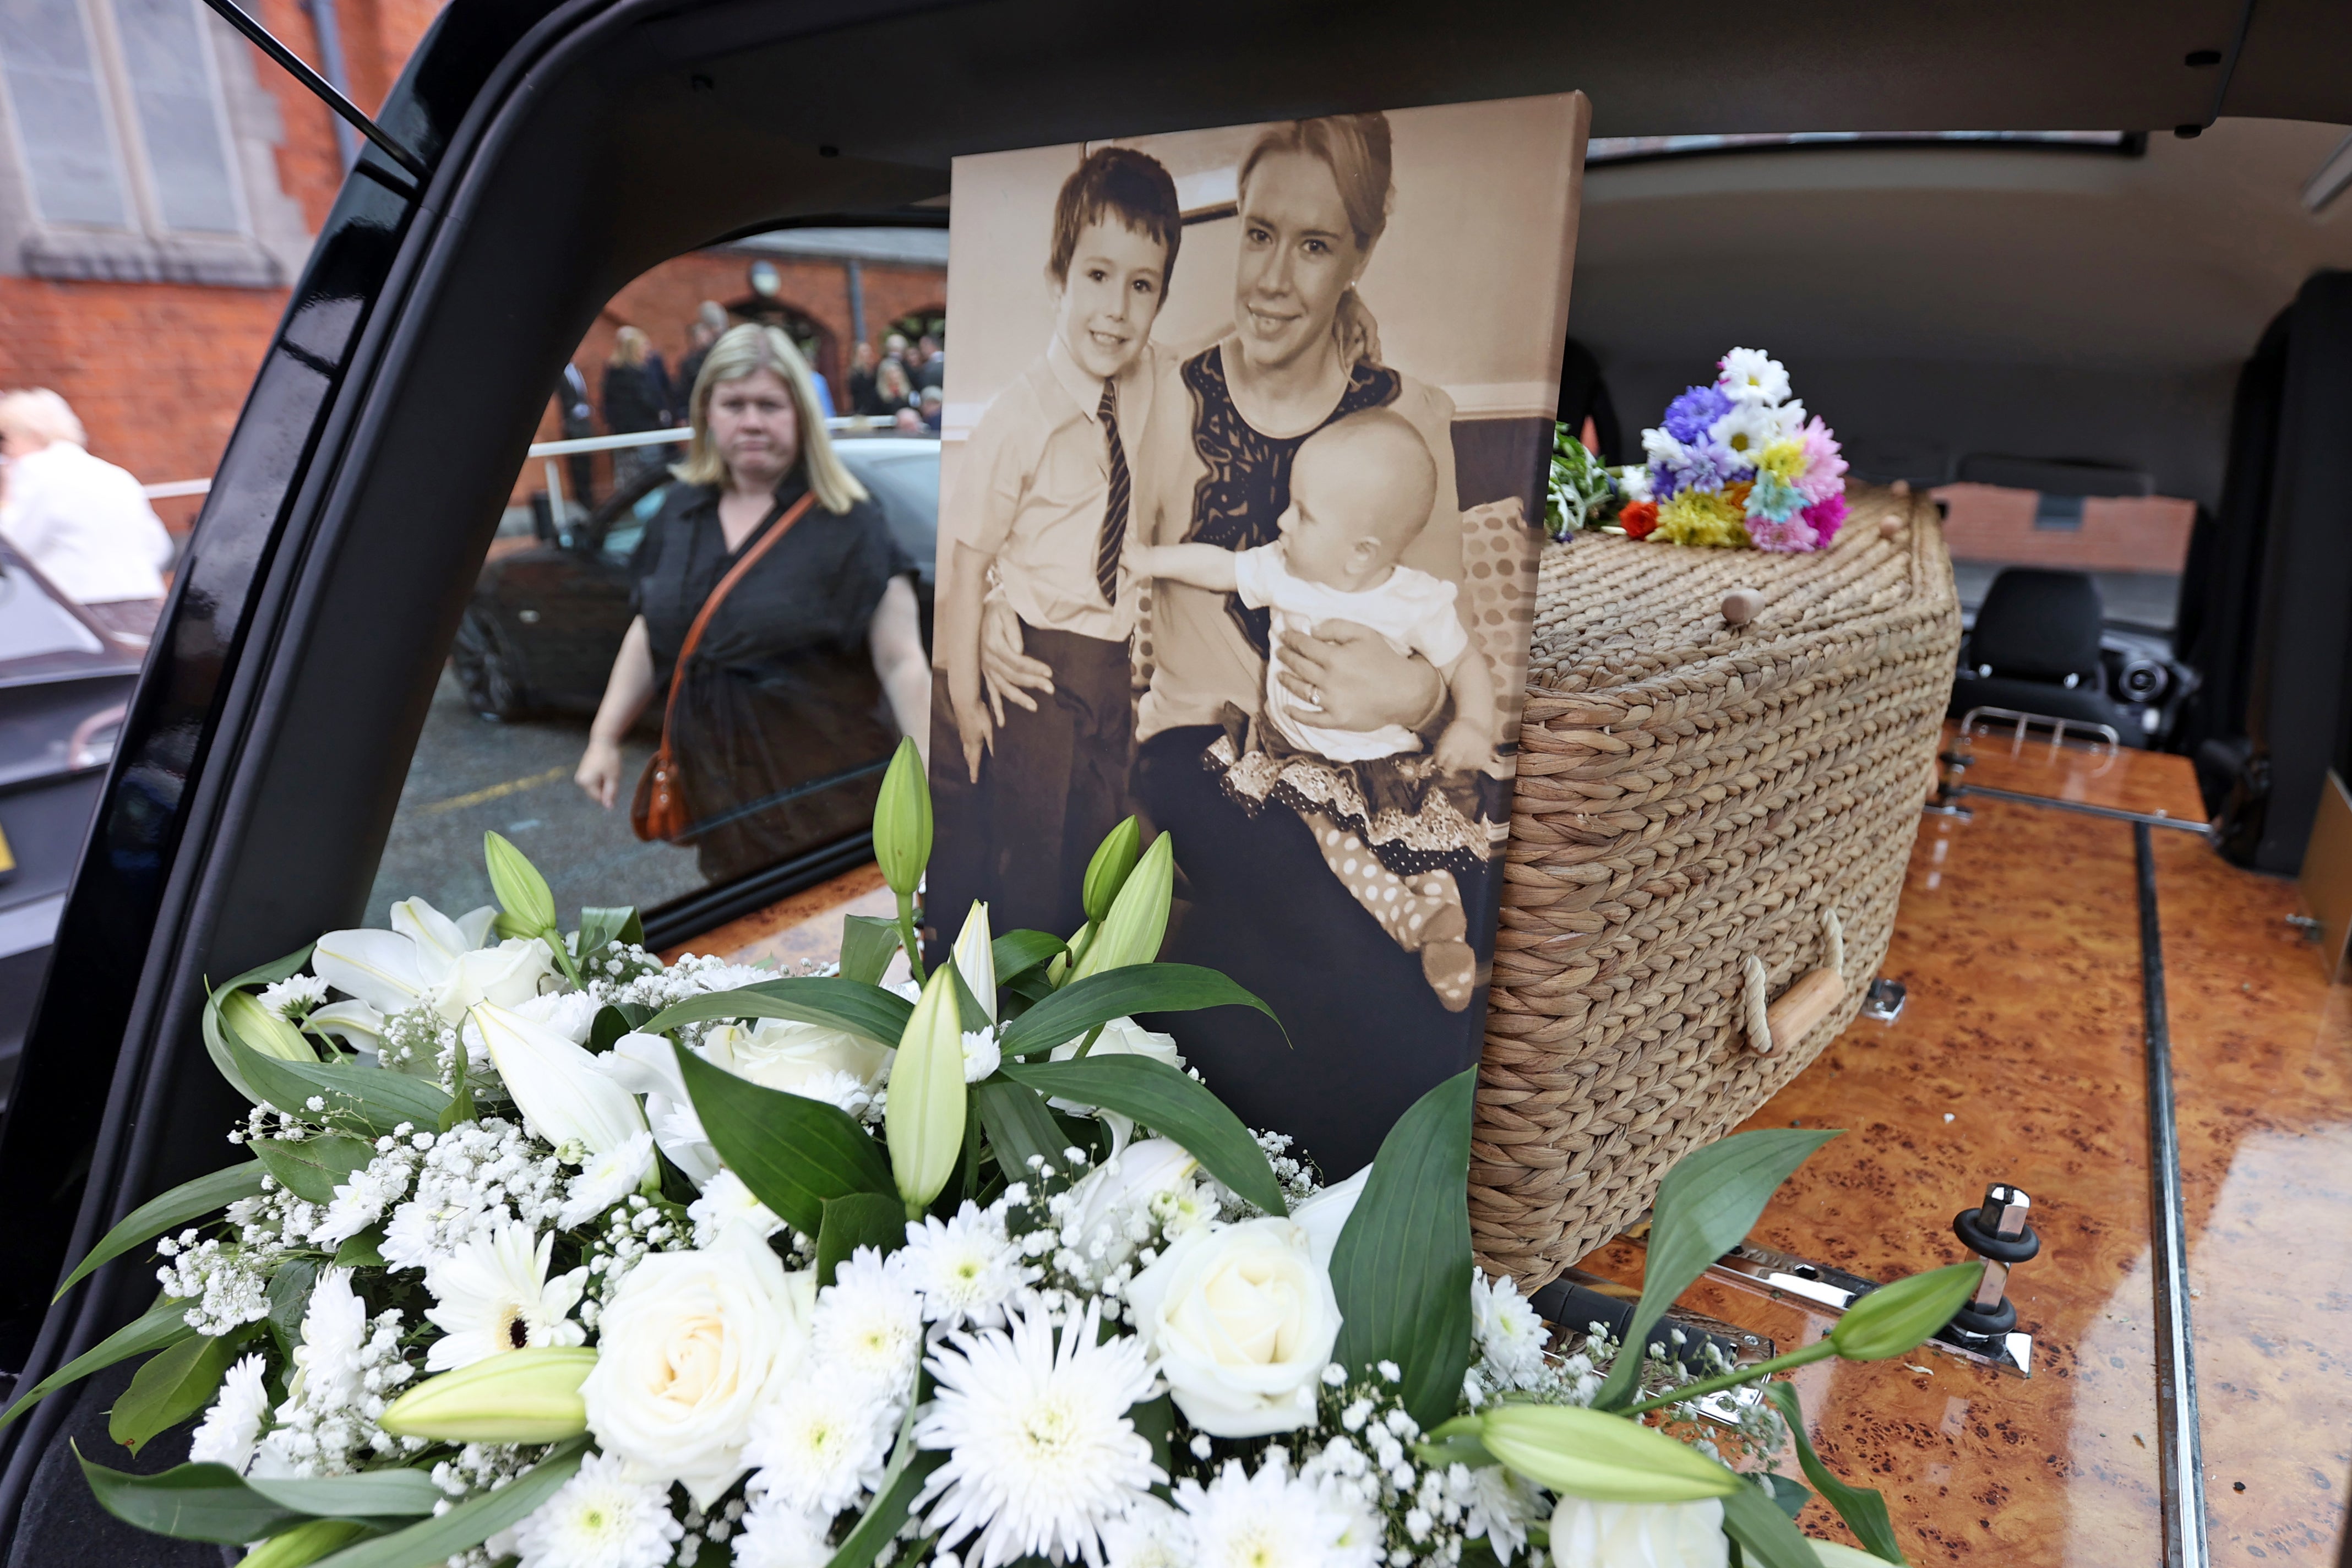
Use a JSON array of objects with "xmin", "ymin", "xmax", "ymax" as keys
[
  {"xmin": 1654, "ymin": 489, "xmax": 1751, "ymax": 548},
  {"xmin": 1756, "ymin": 438, "xmax": 1807, "ymax": 483}
]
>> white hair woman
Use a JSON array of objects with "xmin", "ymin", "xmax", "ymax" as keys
[
  {"xmin": 0, "ymin": 388, "xmax": 175, "ymax": 643},
  {"xmin": 575, "ymin": 324, "xmax": 930, "ymax": 881}
]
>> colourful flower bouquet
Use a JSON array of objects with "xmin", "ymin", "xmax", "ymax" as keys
[
  {"xmin": 1546, "ymin": 349, "xmax": 1849, "ymax": 553},
  {"xmin": 7, "ymin": 740, "xmax": 1970, "ymax": 1568}
]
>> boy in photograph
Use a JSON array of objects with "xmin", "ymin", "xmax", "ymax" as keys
[{"xmin": 938, "ymin": 146, "xmax": 1183, "ymax": 936}]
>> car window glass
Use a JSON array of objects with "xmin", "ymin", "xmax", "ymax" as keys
[
  {"xmin": 364, "ymin": 231, "xmax": 943, "ymax": 948},
  {"xmin": 0, "ymin": 565, "xmax": 104, "ymax": 661}
]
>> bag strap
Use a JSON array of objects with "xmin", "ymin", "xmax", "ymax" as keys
[{"xmin": 656, "ymin": 489, "xmax": 820, "ymax": 745}]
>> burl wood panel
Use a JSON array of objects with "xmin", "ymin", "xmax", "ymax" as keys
[{"xmin": 658, "ymin": 863, "xmax": 894, "ymax": 967}]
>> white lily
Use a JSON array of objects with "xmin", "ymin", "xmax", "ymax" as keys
[
  {"xmin": 1291, "ymin": 1164, "xmax": 1370, "ymax": 1270},
  {"xmin": 596, "ymin": 1032, "xmax": 718, "ymax": 1184},
  {"xmin": 473, "ymin": 1002, "xmax": 647, "ymax": 1158},
  {"xmin": 950, "ymin": 900, "xmax": 995, "ymax": 1023},
  {"xmin": 314, "ymin": 897, "xmax": 551, "ymax": 1025}
]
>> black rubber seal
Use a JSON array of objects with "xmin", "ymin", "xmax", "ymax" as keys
[{"xmin": 1953, "ymin": 1207, "xmax": 2040, "ymax": 1264}]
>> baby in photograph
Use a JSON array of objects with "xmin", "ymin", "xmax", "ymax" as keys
[{"xmin": 1130, "ymin": 409, "xmax": 1497, "ymax": 1009}]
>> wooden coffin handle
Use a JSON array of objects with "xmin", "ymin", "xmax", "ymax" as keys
[{"xmin": 1744, "ymin": 910, "xmax": 1849, "ymax": 1054}]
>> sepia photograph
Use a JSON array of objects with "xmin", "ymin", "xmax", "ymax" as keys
[{"xmin": 928, "ymin": 95, "xmax": 1588, "ymax": 1175}]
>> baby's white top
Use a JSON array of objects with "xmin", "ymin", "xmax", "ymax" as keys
[{"xmin": 1233, "ymin": 541, "xmax": 1468, "ymax": 763}]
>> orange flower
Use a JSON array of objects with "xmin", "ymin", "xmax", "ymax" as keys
[{"xmin": 1620, "ymin": 500, "xmax": 1659, "ymax": 540}]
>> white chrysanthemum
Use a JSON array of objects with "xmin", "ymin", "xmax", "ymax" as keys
[
  {"xmin": 1173, "ymin": 1451, "xmax": 1380, "ymax": 1568},
  {"xmin": 422, "ymin": 1222, "xmax": 587, "ymax": 1371},
  {"xmin": 732, "ymin": 1493, "xmax": 833, "ymax": 1568},
  {"xmin": 1456, "ymin": 1462, "xmax": 1545, "ymax": 1564},
  {"xmin": 511, "ymin": 1449, "xmax": 684, "ymax": 1568},
  {"xmin": 258, "ymin": 973, "xmax": 329, "ymax": 1021},
  {"xmin": 1549, "ymin": 1496, "xmax": 1728, "ymax": 1568},
  {"xmin": 1717, "ymin": 347, "xmax": 1790, "ymax": 406},
  {"xmin": 961, "ymin": 1029, "xmax": 1002, "ymax": 1083},
  {"xmin": 687, "ymin": 1169, "xmax": 783, "ymax": 1249},
  {"xmin": 694, "ymin": 962, "xmax": 777, "ymax": 994},
  {"xmin": 810, "ymin": 1248, "xmax": 923, "ymax": 1397},
  {"xmin": 558, "ymin": 1130, "xmax": 657, "ymax": 1227},
  {"xmin": 1616, "ymin": 463, "xmax": 1654, "ymax": 503},
  {"xmin": 743, "ymin": 1370, "xmax": 894, "ymax": 1517},
  {"xmin": 188, "ymin": 1352, "xmax": 270, "ymax": 1473},
  {"xmin": 1706, "ymin": 404, "xmax": 1779, "ymax": 470},
  {"xmin": 285, "ymin": 1266, "xmax": 368, "ymax": 1412},
  {"xmin": 898, "ymin": 1201, "xmax": 1032, "ymax": 1329},
  {"xmin": 785, "ymin": 1068, "xmax": 875, "ymax": 1119},
  {"xmin": 1101, "ymin": 1494, "xmax": 1191, "ymax": 1568},
  {"xmin": 1471, "ymin": 1273, "xmax": 1549, "ymax": 1390},
  {"xmin": 1641, "ymin": 426, "xmax": 1692, "ymax": 470},
  {"xmin": 914, "ymin": 1299, "xmax": 1162, "ymax": 1568}
]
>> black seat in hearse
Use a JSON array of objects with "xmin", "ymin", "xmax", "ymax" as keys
[{"xmin": 1948, "ymin": 567, "xmax": 2142, "ymax": 745}]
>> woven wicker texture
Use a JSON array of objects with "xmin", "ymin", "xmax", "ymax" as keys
[{"xmin": 1472, "ymin": 483, "xmax": 1959, "ymax": 1287}]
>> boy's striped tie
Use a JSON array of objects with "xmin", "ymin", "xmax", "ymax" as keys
[{"xmin": 1095, "ymin": 379, "xmax": 1129, "ymax": 605}]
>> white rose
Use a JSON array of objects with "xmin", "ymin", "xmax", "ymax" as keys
[
  {"xmin": 1547, "ymin": 1497, "xmax": 1727, "ymax": 1568},
  {"xmin": 707, "ymin": 1018, "xmax": 892, "ymax": 1097},
  {"xmin": 1049, "ymin": 1015, "xmax": 1183, "ymax": 1070},
  {"xmin": 429, "ymin": 938, "xmax": 553, "ymax": 1022},
  {"xmin": 580, "ymin": 1229, "xmax": 815, "ymax": 1508},
  {"xmin": 1126, "ymin": 1217, "xmax": 1341, "ymax": 1438}
]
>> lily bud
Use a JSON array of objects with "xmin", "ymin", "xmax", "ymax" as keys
[
  {"xmin": 950, "ymin": 901, "xmax": 996, "ymax": 1023},
  {"xmin": 1081, "ymin": 816, "xmax": 1144, "ymax": 924},
  {"xmin": 873, "ymin": 737, "xmax": 932, "ymax": 897},
  {"xmin": 483, "ymin": 831, "xmax": 557, "ymax": 933},
  {"xmin": 1828, "ymin": 1261, "xmax": 1984, "ymax": 1362},
  {"xmin": 220, "ymin": 989, "xmax": 317, "ymax": 1063},
  {"xmin": 1474, "ymin": 1404, "xmax": 1741, "ymax": 1502},
  {"xmin": 236, "ymin": 1520, "xmax": 368, "ymax": 1568},
  {"xmin": 885, "ymin": 965, "xmax": 966, "ymax": 1213},
  {"xmin": 379, "ymin": 1346, "xmax": 595, "ymax": 1442},
  {"xmin": 474, "ymin": 1002, "xmax": 647, "ymax": 1156},
  {"xmin": 1070, "ymin": 831, "xmax": 1173, "ymax": 982}
]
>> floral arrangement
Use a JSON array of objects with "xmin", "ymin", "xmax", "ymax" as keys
[
  {"xmin": 1545, "ymin": 349, "xmax": 1849, "ymax": 553},
  {"xmin": 7, "ymin": 740, "xmax": 1975, "ymax": 1568}
]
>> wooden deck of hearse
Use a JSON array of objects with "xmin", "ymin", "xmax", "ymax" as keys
[{"xmin": 673, "ymin": 729, "xmax": 2352, "ymax": 1566}]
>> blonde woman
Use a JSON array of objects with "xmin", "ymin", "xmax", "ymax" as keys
[
  {"xmin": 601, "ymin": 324, "xmax": 674, "ymax": 488},
  {"xmin": 576, "ymin": 325, "xmax": 930, "ymax": 881}
]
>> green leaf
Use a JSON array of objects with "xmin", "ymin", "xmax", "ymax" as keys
[
  {"xmin": 992, "ymin": 930, "xmax": 1066, "ymax": 988},
  {"xmin": 79, "ymin": 1450, "xmax": 306, "ymax": 1543},
  {"xmin": 576, "ymin": 905, "xmax": 643, "ymax": 960},
  {"xmin": 1476, "ymin": 1403, "xmax": 1744, "ymax": 1502},
  {"xmin": 1722, "ymin": 1476, "xmax": 1827, "ymax": 1568},
  {"xmin": 333, "ymin": 1231, "xmax": 386, "ymax": 1269},
  {"xmin": 242, "ymin": 1470, "xmax": 445, "ymax": 1520},
  {"xmin": 108, "ymin": 1329, "xmax": 251, "ymax": 1455},
  {"xmin": 643, "ymin": 976, "xmax": 913, "ymax": 1049},
  {"xmin": 1765, "ymin": 1471, "xmax": 1814, "ymax": 1519},
  {"xmin": 588, "ymin": 1005, "xmax": 634, "ymax": 1055},
  {"xmin": 970, "ymin": 1079, "xmax": 1068, "ymax": 1175},
  {"xmin": 267, "ymin": 1260, "xmax": 320, "ymax": 1364},
  {"xmin": 817, "ymin": 1193, "xmax": 907, "ymax": 1286},
  {"xmin": 239, "ymin": 1519, "xmax": 373, "ymax": 1568},
  {"xmin": 1130, "ymin": 1391, "xmax": 1174, "ymax": 1488},
  {"xmin": 312, "ymin": 1440, "xmax": 589, "ymax": 1568},
  {"xmin": 945, "ymin": 959, "xmax": 993, "ymax": 1034},
  {"xmin": 674, "ymin": 1042, "xmax": 895, "ymax": 1237},
  {"xmin": 200, "ymin": 945, "xmax": 317, "ymax": 1104},
  {"xmin": 825, "ymin": 1420, "xmax": 946, "ymax": 1568},
  {"xmin": 484, "ymin": 831, "xmax": 557, "ymax": 932},
  {"xmin": 1594, "ymin": 1128, "xmax": 1839, "ymax": 1411},
  {"xmin": 997, "ymin": 963, "xmax": 1280, "ymax": 1059},
  {"xmin": 54, "ymin": 1161, "xmax": 266, "ymax": 1302},
  {"xmin": 1828, "ymin": 1264, "xmax": 1983, "ymax": 1363},
  {"xmin": 1002, "ymin": 1055, "xmax": 1286, "ymax": 1216},
  {"xmin": 224, "ymin": 1030, "xmax": 451, "ymax": 1140},
  {"xmin": 839, "ymin": 914, "xmax": 904, "ymax": 986},
  {"xmin": 1327, "ymin": 1069, "xmax": 1474, "ymax": 1429},
  {"xmin": 0, "ymin": 1294, "xmax": 194, "ymax": 1434},
  {"xmin": 1763, "ymin": 1382, "xmax": 1905, "ymax": 1562},
  {"xmin": 249, "ymin": 1135, "xmax": 377, "ymax": 1205}
]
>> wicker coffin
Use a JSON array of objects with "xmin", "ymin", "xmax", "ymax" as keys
[{"xmin": 1471, "ymin": 483, "xmax": 1959, "ymax": 1288}]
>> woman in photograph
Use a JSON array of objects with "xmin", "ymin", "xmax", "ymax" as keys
[
  {"xmin": 982, "ymin": 112, "xmax": 1475, "ymax": 1177},
  {"xmin": 602, "ymin": 325, "xmax": 675, "ymax": 489},
  {"xmin": 575, "ymin": 325, "xmax": 931, "ymax": 883}
]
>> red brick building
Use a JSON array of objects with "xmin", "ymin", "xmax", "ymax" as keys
[{"xmin": 0, "ymin": 0, "xmax": 943, "ymax": 531}]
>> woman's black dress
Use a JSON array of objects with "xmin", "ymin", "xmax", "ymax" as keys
[
  {"xmin": 634, "ymin": 472, "xmax": 913, "ymax": 883},
  {"xmin": 1132, "ymin": 346, "xmax": 1493, "ymax": 1182}
]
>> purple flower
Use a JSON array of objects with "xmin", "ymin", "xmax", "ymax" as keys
[{"xmin": 1662, "ymin": 385, "xmax": 1733, "ymax": 445}]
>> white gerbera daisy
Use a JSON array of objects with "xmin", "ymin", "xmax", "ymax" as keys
[
  {"xmin": 1471, "ymin": 1272, "xmax": 1549, "ymax": 1391},
  {"xmin": 743, "ymin": 1369, "xmax": 895, "ymax": 1517},
  {"xmin": 899, "ymin": 1201, "xmax": 1032, "ymax": 1329},
  {"xmin": 258, "ymin": 973, "xmax": 329, "ymax": 1021},
  {"xmin": 1174, "ymin": 1451, "xmax": 1380, "ymax": 1568},
  {"xmin": 732, "ymin": 1493, "xmax": 834, "ymax": 1568},
  {"xmin": 1707, "ymin": 405, "xmax": 1779, "ymax": 470},
  {"xmin": 914, "ymin": 1299, "xmax": 1162, "ymax": 1568},
  {"xmin": 422, "ymin": 1222, "xmax": 587, "ymax": 1371},
  {"xmin": 687, "ymin": 1169, "xmax": 783, "ymax": 1249},
  {"xmin": 511, "ymin": 1449, "xmax": 684, "ymax": 1568},
  {"xmin": 810, "ymin": 1248, "xmax": 924, "ymax": 1398},
  {"xmin": 557, "ymin": 1130, "xmax": 657, "ymax": 1227},
  {"xmin": 961, "ymin": 1029, "xmax": 1002, "ymax": 1083},
  {"xmin": 1101, "ymin": 1494, "xmax": 1192, "ymax": 1568},
  {"xmin": 1717, "ymin": 347, "xmax": 1790, "ymax": 406},
  {"xmin": 188, "ymin": 1352, "xmax": 271, "ymax": 1473}
]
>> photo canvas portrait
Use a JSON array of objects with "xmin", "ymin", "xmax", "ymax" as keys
[{"xmin": 928, "ymin": 94, "xmax": 1589, "ymax": 1178}]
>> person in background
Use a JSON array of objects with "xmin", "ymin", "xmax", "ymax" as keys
[
  {"xmin": 873, "ymin": 355, "xmax": 913, "ymax": 418},
  {"xmin": 894, "ymin": 407, "xmax": 924, "ymax": 436},
  {"xmin": 554, "ymin": 361, "xmax": 597, "ymax": 510},
  {"xmin": 0, "ymin": 389, "xmax": 175, "ymax": 644},
  {"xmin": 918, "ymin": 385, "xmax": 944, "ymax": 434},
  {"xmin": 575, "ymin": 324, "xmax": 929, "ymax": 883},
  {"xmin": 912, "ymin": 333, "xmax": 946, "ymax": 391},
  {"xmin": 603, "ymin": 325, "xmax": 676, "ymax": 491},
  {"xmin": 675, "ymin": 302, "xmax": 728, "ymax": 401},
  {"xmin": 848, "ymin": 342, "xmax": 883, "ymax": 416}
]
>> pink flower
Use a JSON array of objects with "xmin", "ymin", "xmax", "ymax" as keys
[
  {"xmin": 1794, "ymin": 417, "xmax": 1848, "ymax": 504},
  {"xmin": 1801, "ymin": 491, "xmax": 1848, "ymax": 545},
  {"xmin": 1747, "ymin": 515, "xmax": 1820, "ymax": 553}
]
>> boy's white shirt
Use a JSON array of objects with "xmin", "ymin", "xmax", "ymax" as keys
[
  {"xmin": 1233, "ymin": 541, "xmax": 1468, "ymax": 764},
  {"xmin": 952, "ymin": 334, "xmax": 1159, "ymax": 644}
]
